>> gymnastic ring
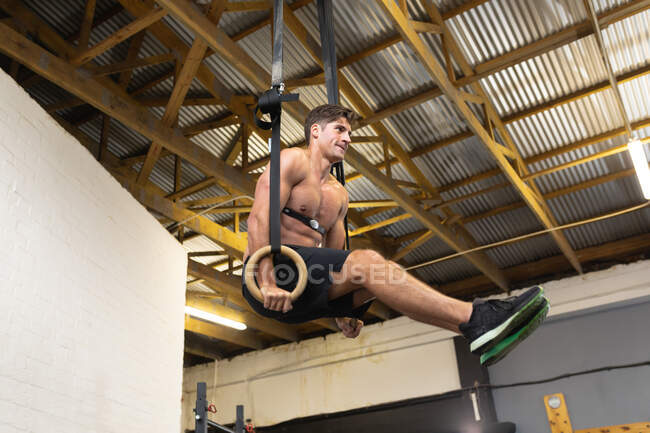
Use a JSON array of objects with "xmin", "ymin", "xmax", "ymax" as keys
[{"xmin": 244, "ymin": 245, "xmax": 308, "ymax": 304}]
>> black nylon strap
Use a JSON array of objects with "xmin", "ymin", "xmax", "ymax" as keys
[
  {"xmin": 269, "ymin": 110, "xmax": 281, "ymax": 254},
  {"xmin": 282, "ymin": 207, "xmax": 326, "ymax": 236},
  {"xmin": 318, "ymin": 0, "xmax": 338, "ymax": 104},
  {"xmin": 253, "ymin": 0, "xmax": 299, "ymax": 255},
  {"xmin": 318, "ymin": 0, "xmax": 350, "ymax": 250}
]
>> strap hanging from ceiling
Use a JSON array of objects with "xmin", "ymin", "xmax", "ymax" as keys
[
  {"xmin": 253, "ymin": 0, "xmax": 299, "ymax": 256},
  {"xmin": 317, "ymin": 0, "xmax": 350, "ymax": 250},
  {"xmin": 245, "ymin": 0, "xmax": 308, "ymax": 305}
]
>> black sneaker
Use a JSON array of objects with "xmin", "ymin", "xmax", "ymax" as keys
[
  {"xmin": 459, "ymin": 286, "xmax": 545, "ymax": 354},
  {"xmin": 480, "ymin": 298, "xmax": 550, "ymax": 366}
]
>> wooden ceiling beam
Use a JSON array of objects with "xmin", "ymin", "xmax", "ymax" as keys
[
  {"xmin": 392, "ymin": 231, "xmax": 435, "ymax": 261},
  {"xmin": 394, "ymin": 166, "xmax": 642, "ymax": 260},
  {"xmin": 347, "ymin": 61, "xmax": 650, "ymax": 185},
  {"xmin": 182, "ymin": 114, "xmax": 240, "ymax": 136},
  {"xmin": 441, "ymin": 0, "xmax": 490, "ymax": 19},
  {"xmin": 381, "ymin": 0, "xmax": 581, "ymax": 274},
  {"xmin": 441, "ymin": 117, "xmax": 650, "ymax": 194},
  {"xmin": 346, "ymin": 146, "xmax": 508, "ymax": 289},
  {"xmin": 116, "ymin": 0, "xmax": 271, "ymax": 141},
  {"xmin": 230, "ymin": 0, "xmax": 312, "ymax": 42},
  {"xmin": 70, "ymin": 7, "xmax": 167, "ymax": 65},
  {"xmin": 356, "ymin": 1, "xmax": 650, "ymax": 127},
  {"xmin": 156, "ymin": 0, "xmax": 396, "ymax": 262},
  {"xmin": 224, "ymin": 1, "xmax": 271, "ymax": 12},
  {"xmin": 461, "ymin": 167, "xmax": 640, "ymax": 225},
  {"xmin": 88, "ymin": 53, "xmax": 175, "ymax": 76},
  {"xmin": 184, "ymin": 334, "xmax": 225, "ymax": 360},
  {"xmin": 137, "ymin": 33, "xmax": 211, "ymax": 185},
  {"xmin": 277, "ymin": 3, "xmax": 507, "ymax": 289},
  {"xmin": 136, "ymin": 96, "xmax": 222, "ymax": 107},
  {"xmin": 66, "ymin": 4, "xmax": 123, "ymax": 43},
  {"xmin": 185, "ymin": 316, "xmax": 264, "ymax": 350},
  {"xmin": 440, "ymin": 233, "xmax": 650, "ymax": 298},
  {"xmin": 77, "ymin": 0, "xmax": 96, "ymax": 52},
  {"xmin": 0, "ymin": 24, "xmax": 257, "ymax": 196},
  {"xmin": 187, "ymin": 259, "xmax": 339, "ymax": 335},
  {"xmin": 187, "ymin": 292, "xmax": 299, "ymax": 341},
  {"xmin": 285, "ymin": 34, "xmax": 402, "ymax": 90}
]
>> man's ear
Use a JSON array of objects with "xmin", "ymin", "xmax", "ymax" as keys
[{"xmin": 310, "ymin": 123, "xmax": 320, "ymax": 141}]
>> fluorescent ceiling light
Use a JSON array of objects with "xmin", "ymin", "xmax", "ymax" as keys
[
  {"xmin": 185, "ymin": 306, "xmax": 247, "ymax": 331},
  {"xmin": 628, "ymin": 138, "xmax": 650, "ymax": 200}
]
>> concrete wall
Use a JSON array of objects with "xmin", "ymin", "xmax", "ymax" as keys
[
  {"xmin": 182, "ymin": 259, "xmax": 650, "ymax": 431},
  {"xmin": 182, "ymin": 319, "xmax": 460, "ymax": 429},
  {"xmin": 490, "ymin": 260, "xmax": 650, "ymax": 432},
  {"xmin": 0, "ymin": 69, "xmax": 187, "ymax": 432}
]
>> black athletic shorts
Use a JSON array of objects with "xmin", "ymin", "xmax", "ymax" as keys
[{"xmin": 242, "ymin": 245, "xmax": 373, "ymax": 324}]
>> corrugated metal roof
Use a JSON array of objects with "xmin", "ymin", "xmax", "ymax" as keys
[{"xmin": 10, "ymin": 0, "xmax": 650, "ymax": 291}]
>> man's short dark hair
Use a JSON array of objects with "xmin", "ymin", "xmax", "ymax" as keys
[{"xmin": 304, "ymin": 104, "xmax": 358, "ymax": 144}]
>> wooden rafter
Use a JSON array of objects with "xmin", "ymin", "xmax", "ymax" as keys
[
  {"xmin": 116, "ymin": 0, "xmax": 270, "ymax": 141},
  {"xmin": 186, "ymin": 280, "xmax": 299, "ymax": 341},
  {"xmin": 154, "ymin": 0, "xmax": 395, "ymax": 259},
  {"xmin": 357, "ymin": 0, "xmax": 650, "ymax": 128},
  {"xmin": 89, "ymin": 53, "xmax": 175, "ymax": 76},
  {"xmin": 186, "ymin": 294, "xmax": 297, "ymax": 342},
  {"xmin": 461, "ymin": 167, "xmax": 644, "ymax": 226},
  {"xmin": 182, "ymin": 114, "xmax": 239, "ymax": 137},
  {"xmin": 224, "ymin": 1, "xmax": 271, "ymax": 12},
  {"xmin": 185, "ymin": 316, "xmax": 264, "ymax": 349},
  {"xmin": 379, "ymin": 0, "xmax": 582, "ymax": 274},
  {"xmin": 154, "ymin": 0, "xmax": 508, "ymax": 288},
  {"xmin": 440, "ymin": 234, "xmax": 650, "ymax": 298},
  {"xmin": 440, "ymin": 117, "xmax": 650, "ymax": 194},
  {"xmin": 137, "ymin": 35, "xmax": 210, "ymax": 184},
  {"xmin": 67, "ymin": 4, "xmax": 123, "ymax": 43},
  {"xmin": 348, "ymin": 61, "xmax": 650, "ymax": 185},
  {"xmin": 71, "ymin": 7, "xmax": 167, "ymax": 65},
  {"xmin": 282, "ymin": 3, "xmax": 508, "ymax": 289},
  {"xmin": 392, "ymin": 231, "xmax": 435, "ymax": 261},
  {"xmin": 390, "ymin": 163, "xmax": 645, "ymax": 258},
  {"xmin": 0, "ymin": 23, "xmax": 257, "ymax": 196},
  {"xmin": 77, "ymin": 0, "xmax": 96, "ymax": 52}
]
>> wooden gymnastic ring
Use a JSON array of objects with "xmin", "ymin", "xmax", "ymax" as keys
[{"xmin": 244, "ymin": 245, "xmax": 308, "ymax": 304}]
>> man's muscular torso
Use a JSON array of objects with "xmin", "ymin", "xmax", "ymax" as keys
[{"xmin": 244, "ymin": 148, "xmax": 348, "ymax": 261}]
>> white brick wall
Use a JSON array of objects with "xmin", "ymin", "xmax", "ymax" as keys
[{"xmin": 0, "ymin": 69, "xmax": 187, "ymax": 432}]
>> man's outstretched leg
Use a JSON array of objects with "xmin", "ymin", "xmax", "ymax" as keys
[{"xmin": 329, "ymin": 249, "xmax": 549, "ymax": 365}]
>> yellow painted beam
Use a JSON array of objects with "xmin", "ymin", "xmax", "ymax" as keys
[
  {"xmin": 0, "ymin": 24, "xmax": 257, "ymax": 197},
  {"xmin": 185, "ymin": 316, "xmax": 264, "ymax": 349},
  {"xmin": 380, "ymin": 0, "xmax": 581, "ymax": 274},
  {"xmin": 544, "ymin": 393, "xmax": 573, "ymax": 433}
]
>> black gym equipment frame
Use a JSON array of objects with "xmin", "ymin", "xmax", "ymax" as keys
[{"xmin": 194, "ymin": 382, "xmax": 244, "ymax": 433}]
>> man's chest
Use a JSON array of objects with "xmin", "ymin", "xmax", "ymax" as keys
[{"xmin": 288, "ymin": 180, "xmax": 344, "ymax": 230}]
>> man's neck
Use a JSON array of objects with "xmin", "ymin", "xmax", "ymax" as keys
[{"xmin": 307, "ymin": 142, "xmax": 336, "ymax": 182}]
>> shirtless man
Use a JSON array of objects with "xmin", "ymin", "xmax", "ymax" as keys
[{"xmin": 242, "ymin": 104, "xmax": 549, "ymax": 365}]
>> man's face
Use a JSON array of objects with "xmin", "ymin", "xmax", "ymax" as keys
[{"xmin": 314, "ymin": 117, "xmax": 352, "ymax": 163}]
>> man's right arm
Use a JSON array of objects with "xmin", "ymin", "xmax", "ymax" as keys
[{"xmin": 246, "ymin": 148, "xmax": 305, "ymax": 312}]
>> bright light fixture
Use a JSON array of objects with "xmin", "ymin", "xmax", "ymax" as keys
[
  {"xmin": 184, "ymin": 306, "xmax": 247, "ymax": 331},
  {"xmin": 628, "ymin": 138, "xmax": 650, "ymax": 200}
]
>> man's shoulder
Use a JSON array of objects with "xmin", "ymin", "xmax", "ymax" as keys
[
  {"xmin": 281, "ymin": 146, "xmax": 309, "ymax": 163},
  {"xmin": 279, "ymin": 147, "xmax": 309, "ymax": 181}
]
